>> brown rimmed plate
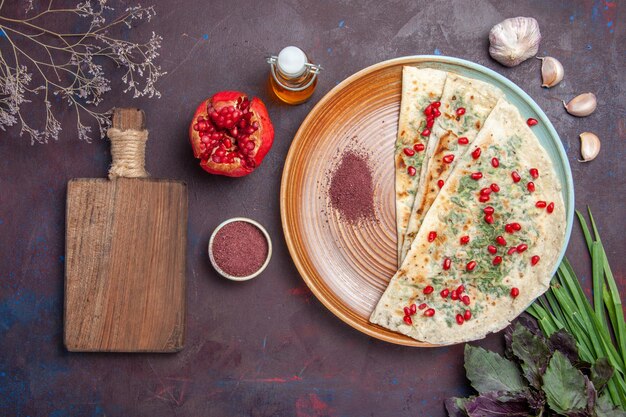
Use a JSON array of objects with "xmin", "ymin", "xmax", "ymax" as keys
[{"xmin": 280, "ymin": 56, "xmax": 574, "ymax": 347}]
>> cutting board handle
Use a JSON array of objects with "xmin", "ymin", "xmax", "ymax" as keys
[{"xmin": 107, "ymin": 108, "xmax": 149, "ymax": 180}]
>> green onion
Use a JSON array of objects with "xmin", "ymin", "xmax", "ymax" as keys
[{"xmin": 530, "ymin": 209, "xmax": 626, "ymax": 410}]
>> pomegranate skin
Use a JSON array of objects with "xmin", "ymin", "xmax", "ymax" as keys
[{"xmin": 189, "ymin": 91, "xmax": 274, "ymax": 177}]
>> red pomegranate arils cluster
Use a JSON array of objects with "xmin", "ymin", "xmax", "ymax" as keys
[
  {"xmin": 405, "ymin": 101, "xmax": 441, "ymax": 175},
  {"xmin": 194, "ymin": 98, "xmax": 260, "ymax": 167},
  {"xmin": 402, "ymin": 302, "xmax": 418, "ymax": 325},
  {"xmin": 422, "ymin": 101, "xmax": 441, "ymax": 136}
]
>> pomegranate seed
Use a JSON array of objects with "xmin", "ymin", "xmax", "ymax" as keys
[
  {"xmin": 484, "ymin": 214, "xmax": 494, "ymax": 224},
  {"xmin": 480, "ymin": 188, "xmax": 492, "ymax": 196},
  {"xmin": 460, "ymin": 236, "xmax": 470, "ymax": 245},
  {"xmin": 517, "ymin": 243, "xmax": 528, "ymax": 253},
  {"xmin": 505, "ymin": 224, "xmax": 514, "ymax": 234},
  {"xmin": 471, "ymin": 172, "xmax": 483, "ymax": 180},
  {"xmin": 428, "ymin": 231, "xmax": 437, "ymax": 242},
  {"xmin": 423, "ymin": 285, "xmax": 434, "ymax": 295},
  {"xmin": 511, "ymin": 287, "xmax": 520, "ymax": 298},
  {"xmin": 484, "ymin": 206, "xmax": 495, "ymax": 215},
  {"xmin": 456, "ymin": 107, "xmax": 466, "ymax": 116},
  {"xmin": 488, "ymin": 245, "xmax": 497, "ymax": 254},
  {"xmin": 193, "ymin": 123, "xmax": 200, "ymax": 131},
  {"xmin": 426, "ymin": 118, "xmax": 434, "ymax": 128},
  {"xmin": 531, "ymin": 255, "xmax": 540, "ymax": 266},
  {"xmin": 418, "ymin": 303, "xmax": 428, "ymax": 310},
  {"xmin": 462, "ymin": 295, "xmax": 471, "ymax": 306},
  {"xmin": 458, "ymin": 137, "xmax": 469, "ymax": 145},
  {"xmin": 471, "ymin": 148, "xmax": 481, "ymax": 159},
  {"xmin": 490, "ymin": 183, "xmax": 500, "ymax": 193},
  {"xmin": 424, "ymin": 106, "xmax": 433, "ymax": 116},
  {"xmin": 496, "ymin": 236, "xmax": 507, "ymax": 246},
  {"xmin": 512, "ymin": 223, "xmax": 522, "ymax": 231},
  {"xmin": 457, "ymin": 285, "xmax": 465, "ymax": 294},
  {"xmin": 403, "ymin": 315, "xmax": 413, "ymax": 325},
  {"xmin": 404, "ymin": 147, "xmax": 416, "ymax": 156},
  {"xmin": 434, "ymin": 109, "xmax": 441, "ymax": 117},
  {"xmin": 536, "ymin": 201, "xmax": 547, "ymax": 208},
  {"xmin": 527, "ymin": 182, "xmax": 535, "ymax": 193},
  {"xmin": 493, "ymin": 256, "xmax": 503, "ymax": 265},
  {"xmin": 508, "ymin": 247, "xmax": 518, "ymax": 255},
  {"xmin": 223, "ymin": 138, "xmax": 232, "ymax": 148},
  {"xmin": 466, "ymin": 261, "xmax": 477, "ymax": 271},
  {"xmin": 440, "ymin": 289, "xmax": 450, "ymax": 298},
  {"xmin": 443, "ymin": 154, "xmax": 455, "ymax": 164},
  {"xmin": 432, "ymin": 101, "xmax": 441, "ymax": 108},
  {"xmin": 421, "ymin": 128, "xmax": 431, "ymax": 137},
  {"xmin": 424, "ymin": 308, "xmax": 436, "ymax": 317},
  {"xmin": 527, "ymin": 118, "xmax": 538, "ymax": 126},
  {"xmin": 410, "ymin": 303, "xmax": 417, "ymax": 314},
  {"xmin": 456, "ymin": 314, "xmax": 465, "ymax": 325},
  {"xmin": 491, "ymin": 157, "xmax": 500, "ymax": 168},
  {"xmin": 547, "ymin": 202, "xmax": 555, "ymax": 213},
  {"xmin": 479, "ymin": 194, "xmax": 490, "ymax": 203},
  {"xmin": 464, "ymin": 310, "xmax": 472, "ymax": 320},
  {"xmin": 198, "ymin": 121, "xmax": 208, "ymax": 131},
  {"xmin": 404, "ymin": 306, "xmax": 411, "ymax": 316},
  {"xmin": 414, "ymin": 143, "xmax": 425, "ymax": 152},
  {"xmin": 407, "ymin": 166, "xmax": 417, "ymax": 176},
  {"xmin": 437, "ymin": 179, "xmax": 445, "ymax": 188},
  {"xmin": 443, "ymin": 258, "xmax": 451, "ymax": 270},
  {"xmin": 529, "ymin": 168, "xmax": 539, "ymax": 179},
  {"xmin": 511, "ymin": 171, "xmax": 521, "ymax": 183},
  {"xmin": 451, "ymin": 291, "xmax": 459, "ymax": 300}
]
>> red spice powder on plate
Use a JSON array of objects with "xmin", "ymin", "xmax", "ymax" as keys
[
  {"xmin": 212, "ymin": 221, "xmax": 268, "ymax": 277},
  {"xmin": 328, "ymin": 151, "xmax": 376, "ymax": 224}
]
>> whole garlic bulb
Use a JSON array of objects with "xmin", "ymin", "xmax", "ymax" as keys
[{"xmin": 489, "ymin": 17, "xmax": 541, "ymax": 67}]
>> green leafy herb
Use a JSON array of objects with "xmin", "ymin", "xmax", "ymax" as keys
[
  {"xmin": 449, "ymin": 320, "xmax": 617, "ymax": 416},
  {"xmin": 464, "ymin": 344, "xmax": 527, "ymax": 394},
  {"xmin": 528, "ymin": 208, "xmax": 626, "ymax": 410},
  {"xmin": 542, "ymin": 350, "xmax": 589, "ymax": 414}
]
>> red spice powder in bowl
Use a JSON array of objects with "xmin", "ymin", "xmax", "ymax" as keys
[{"xmin": 209, "ymin": 218, "xmax": 272, "ymax": 281}]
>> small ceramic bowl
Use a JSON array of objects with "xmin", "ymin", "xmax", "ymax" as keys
[{"xmin": 208, "ymin": 217, "xmax": 272, "ymax": 281}]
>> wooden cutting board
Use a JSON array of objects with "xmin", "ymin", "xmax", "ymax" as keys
[{"xmin": 64, "ymin": 108, "xmax": 187, "ymax": 352}]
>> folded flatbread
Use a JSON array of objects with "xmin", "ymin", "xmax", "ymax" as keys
[
  {"xmin": 400, "ymin": 74, "xmax": 504, "ymax": 263},
  {"xmin": 395, "ymin": 67, "xmax": 447, "ymax": 264},
  {"xmin": 372, "ymin": 99, "xmax": 566, "ymax": 344}
]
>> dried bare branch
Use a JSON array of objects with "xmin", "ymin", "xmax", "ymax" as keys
[{"xmin": 0, "ymin": 1, "xmax": 165, "ymax": 144}]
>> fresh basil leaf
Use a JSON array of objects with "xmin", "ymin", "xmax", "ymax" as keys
[
  {"xmin": 591, "ymin": 357, "xmax": 614, "ymax": 393},
  {"xmin": 542, "ymin": 350, "xmax": 589, "ymax": 414},
  {"xmin": 464, "ymin": 390, "xmax": 535, "ymax": 417},
  {"xmin": 464, "ymin": 344, "xmax": 527, "ymax": 394},
  {"xmin": 445, "ymin": 396, "xmax": 472, "ymax": 417},
  {"xmin": 595, "ymin": 392, "xmax": 626, "ymax": 417},
  {"xmin": 549, "ymin": 329, "xmax": 580, "ymax": 364},
  {"xmin": 511, "ymin": 323, "xmax": 551, "ymax": 389}
]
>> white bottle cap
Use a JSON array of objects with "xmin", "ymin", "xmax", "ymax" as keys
[{"xmin": 277, "ymin": 46, "xmax": 307, "ymax": 77}]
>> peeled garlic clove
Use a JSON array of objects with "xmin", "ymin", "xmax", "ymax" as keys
[
  {"xmin": 489, "ymin": 17, "xmax": 541, "ymax": 67},
  {"xmin": 579, "ymin": 132, "xmax": 600, "ymax": 162},
  {"xmin": 563, "ymin": 93, "xmax": 597, "ymax": 117},
  {"xmin": 539, "ymin": 57, "xmax": 564, "ymax": 88}
]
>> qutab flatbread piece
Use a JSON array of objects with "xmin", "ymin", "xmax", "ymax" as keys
[
  {"xmin": 400, "ymin": 74, "xmax": 504, "ymax": 263},
  {"xmin": 371, "ymin": 99, "xmax": 566, "ymax": 345},
  {"xmin": 395, "ymin": 67, "xmax": 447, "ymax": 264}
]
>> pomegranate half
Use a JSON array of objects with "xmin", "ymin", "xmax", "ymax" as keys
[{"xmin": 189, "ymin": 91, "xmax": 274, "ymax": 177}]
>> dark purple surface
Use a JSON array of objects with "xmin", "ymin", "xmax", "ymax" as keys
[{"xmin": 1, "ymin": 1, "xmax": 624, "ymax": 416}]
